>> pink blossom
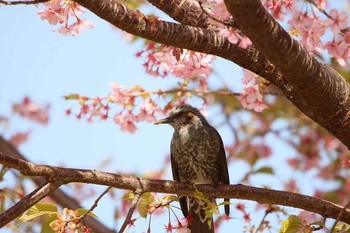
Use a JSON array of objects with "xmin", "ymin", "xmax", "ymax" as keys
[
  {"xmin": 283, "ymin": 179, "xmax": 299, "ymax": 193},
  {"xmin": 13, "ymin": 97, "xmax": 50, "ymax": 125},
  {"xmin": 325, "ymin": 37, "xmax": 350, "ymax": 67},
  {"xmin": 326, "ymin": 9, "xmax": 348, "ymax": 34},
  {"xmin": 206, "ymin": 0, "xmax": 231, "ymax": 24},
  {"xmin": 69, "ymin": 19, "xmax": 95, "ymax": 36},
  {"xmin": 219, "ymin": 29, "xmax": 252, "ymax": 49},
  {"xmin": 9, "ymin": 131, "xmax": 31, "ymax": 148},
  {"xmin": 108, "ymin": 83, "xmax": 135, "ymax": 107},
  {"xmin": 152, "ymin": 47, "xmax": 215, "ymax": 79},
  {"xmin": 256, "ymin": 144, "xmax": 272, "ymax": 158},
  {"xmin": 242, "ymin": 69, "xmax": 258, "ymax": 85},
  {"xmin": 136, "ymin": 108, "xmax": 156, "ymax": 123},
  {"xmin": 239, "ymin": 85, "xmax": 267, "ymax": 112},
  {"xmin": 113, "ymin": 112, "xmax": 137, "ymax": 133},
  {"xmin": 55, "ymin": 25, "xmax": 71, "ymax": 35},
  {"xmin": 219, "ymin": 28, "xmax": 241, "ymax": 44},
  {"xmin": 238, "ymin": 36, "xmax": 252, "ymax": 49},
  {"xmin": 37, "ymin": 0, "xmax": 94, "ymax": 36},
  {"xmin": 287, "ymin": 158, "xmax": 300, "ymax": 169},
  {"xmin": 38, "ymin": 9, "xmax": 65, "ymax": 25}
]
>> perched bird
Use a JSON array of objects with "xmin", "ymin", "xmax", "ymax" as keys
[{"xmin": 155, "ymin": 105, "xmax": 230, "ymax": 233}]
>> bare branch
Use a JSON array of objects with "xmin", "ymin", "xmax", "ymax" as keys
[
  {"xmin": 118, "ymin": 189, "xmax": 142, "ymax": 233},
  {"xmin": 0, "ymin": 0, "xmax": 48, "ymax": 5},
  {"xmin": 1, "ymin": 151, "xmax": 350, "ymax": 225}
]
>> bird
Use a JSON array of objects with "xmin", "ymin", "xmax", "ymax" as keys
[{"xmin": 155, "ymin": 105, "xmax": 230, "ymax": 233}]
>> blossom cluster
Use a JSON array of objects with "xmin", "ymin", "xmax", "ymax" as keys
[
  {"xmin": 38, "ymin": 0, "xmax": 94, "ymax": 36},
  {"xmin": 64, "ymin": 85, "xmax": 206, "ymax": 133},
  {"xmin": 136, "ymin": 43, "xmax": 214, "ymax": 92},
  {"xmin": 239, "ymin": 70, "xmax": 268, "ymax": 112},
  {"xmin": 8, "ymin": 97, "xmax": 50, "ymax": 147}
]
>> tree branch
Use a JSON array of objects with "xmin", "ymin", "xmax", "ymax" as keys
[
  {"xmin": 223, "ymin": 0, "xmax": 350, "ymax": 148},
  {"xmin": 147, "ymin": 0, "xmax": 210, "ymax": 28},
  {"xmin": 0, "ymin": 0, "xmax": 48, "ymax": 5},
  {"xmin": 1, "ymin": 151, "xmax": 350, "ymax": 225}
]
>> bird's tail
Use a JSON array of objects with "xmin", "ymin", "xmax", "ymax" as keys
[{"xmin": 188, "ymin": 197, "xmax": 214, "ymax": 233}]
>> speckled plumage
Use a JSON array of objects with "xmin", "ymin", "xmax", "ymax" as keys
[{"xmin": 155, "ymin": 105, "xmax": 230, "ymax": 233}]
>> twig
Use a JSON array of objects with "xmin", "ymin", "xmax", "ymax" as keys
[
  {"xmin": 118, "ymin": 189, "xmax": 142, "ymax": 233},
  {"xmin": 82, "ymin": 186, "xmax": 112, "ymax": 219},
  {"xmin": 254, "ymin": 205, "xmax": 273, "ymax": 233},
  {"xmin": 329, "ymin": 201, "xmax": 350, "ymax": 233},
  {"xmin": 0, "ymin": 0, "xmax": 48, "ymax": 5},
  {"xmin": 306, "ymin": 0, "xmax": 333, "ymax": 19}
]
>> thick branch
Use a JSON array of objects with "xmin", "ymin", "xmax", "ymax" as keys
[
  {"xmin": 224, "ymin": 0, "xmax": 350, "ymax": 148},
  {"xmin": 1, "ymin": 152, "xmax": 350, "ymax": 225},
  {"xmin": 147, "ymin": 0, "xmax": 210, "ymax": 28}
]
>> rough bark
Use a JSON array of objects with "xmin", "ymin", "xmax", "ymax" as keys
[{"xmin": 1, "ymin": 151, "xmax": 350, "ymax": 226}]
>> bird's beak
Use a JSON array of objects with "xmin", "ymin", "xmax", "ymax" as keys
[{"xmin": 154, "ymin": 117, "xmax": 173, "ymax": 125}]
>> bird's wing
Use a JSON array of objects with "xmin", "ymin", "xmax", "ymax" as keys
[
  {"xmin": 171, "ymin": 152, "xmax": 189, "ymax": 217},
  {"xmin": 211, "ymin": 126, "xmax": 230, "ymax": 216}
]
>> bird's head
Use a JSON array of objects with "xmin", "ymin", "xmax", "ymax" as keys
[{"xmin": 154, "ymin": 105, "xmax": 208, "ymax": 130}]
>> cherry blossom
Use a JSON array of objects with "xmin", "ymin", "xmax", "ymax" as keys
[
  {"xmin": 69, "ymin": 19, "xmax": 95, "ymax": 36},
  {"xmin": 37, "ymin": 0, "xmax": 65, "ymax": 25},
  {"xmin": 113, "ymin": 111, "xmax": 137, "ymax": 133},
  {"xmin": 13, "ymin": 97, "xmax": 50, "ymax": 125},
  {"xmin": 219, "ymin": 29, "xmax": 252, "ymax": 49},
  {"xmin": 240, "ymin": 85, "xmax": 267, "ymax": 112},
  {"xmin": 8, "ymin": 131, "xmax": 31, "ymax": 148},
  {"xmin": 326, "ymin": 9, "xmax": 348, "ymax": 34},
  {"xmin": 139, "ymin": 44, "xmax": 215, "ymax": 79},
  {"xmin": 38, "ymin": 0, "xmax": 93, "ymax": 36}
]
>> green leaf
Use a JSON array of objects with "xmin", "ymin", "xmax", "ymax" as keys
[
  {"xmin": 40, "ymin": 216, "xmax": 56, "ymax": 233},
  {"xmin": 309, "ymin": 221, "xmax": 325, "ymax": 227},
  {"xmin": 138, "ymin": 192, "xmax": 154, "ymax": 218},
  {"xmin": 217, "ymin": 201, "xmax": 231, "ymax": 207},
  {"xmin": 76, "ymin": 208, "xmax": 97, "ymax": 217},
  {"xmin": 122, "ymin": 191, "xmax": 135, "ymax": 201},
  {"xmin": 279, "ymin": 215, "xmax": 303, "ymax": 233},
  {"xmin": 334, "ymin": 223, "xmax": 350, "ymax": 233},
  {"xmin": 19, "ymin": 203, "xmax": 58, "ymax": 223},
  {"xmin": 62, "ymin": 93, "xmax": 80, "ymax": 100},
  {"xmin": 253, "ymin": 166, "xmax": 274, "ymax": 175}
]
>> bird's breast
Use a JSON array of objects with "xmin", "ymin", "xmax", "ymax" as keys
[{"xmin": 171, "ymin": 126, "xmax": 220, "ymax": 184}]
